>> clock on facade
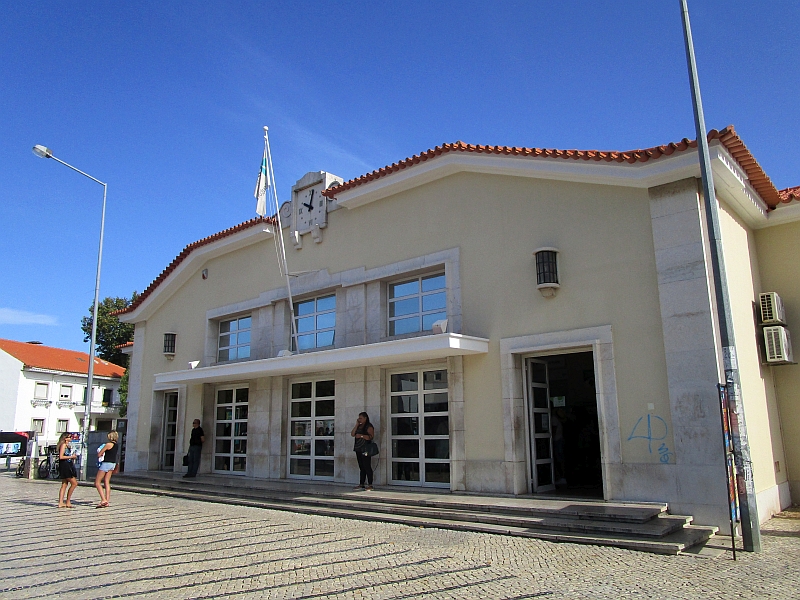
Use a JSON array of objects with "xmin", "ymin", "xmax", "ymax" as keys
[{"xmin": 290, "ymin": 171, "xmax": 343, "ymax": 247}]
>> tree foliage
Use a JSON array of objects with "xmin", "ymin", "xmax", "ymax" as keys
[
  {"xmin": 117, "ymin": 369, "xmax": 129, "ymax": 418},
  {"xmin": 81, "ymin": 293, "xmax": 138, "ymax": 368}
]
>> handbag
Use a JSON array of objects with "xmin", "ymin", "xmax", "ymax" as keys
[
  {"xmin": 364, "ymin": 441, "xmax": 380, "ymax": 457},
  {"xmin": 182, "ymin": 454, "xmax": 189, "ymax": 467}
]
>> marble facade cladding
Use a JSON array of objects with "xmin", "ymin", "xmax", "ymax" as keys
[
  {"xmin": 648, "ymin": 178, "xmax": 729, "ymax": 529},
  {"xmin": 124, "ymin": 322, "xmax": 147, "ymax": 472}
]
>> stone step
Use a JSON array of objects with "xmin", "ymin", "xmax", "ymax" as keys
[{"xmin": 111, "ymin": 478, "xmax": 717, "ymax": 555}]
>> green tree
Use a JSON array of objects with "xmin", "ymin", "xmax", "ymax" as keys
[
  {"xmin": 81, "ymin": 293, "xmax": 138, "ymax": 368},
  {"xmin": 117, "ymin": 369, "xmax": 129, "ymax": 417}
]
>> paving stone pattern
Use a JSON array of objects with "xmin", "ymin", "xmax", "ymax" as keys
[{"xmin": 1, "ymin": 474, "xmax": 798, "ymax": 599}]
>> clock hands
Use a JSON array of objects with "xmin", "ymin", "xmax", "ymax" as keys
[{"xmin": 302, "ymin": 189, "xmax": 315, "ymax": 212}]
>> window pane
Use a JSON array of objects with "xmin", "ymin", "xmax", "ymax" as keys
[
  {"xmin": 290, "ymin": 458, "xmax": 311, "ymax": 475},
  {"xmin": 232, "ymin": 457, "xmax": 246, "ymax": 471},
  {"xmin": 228, "ymin": 320, "xmax": 238, "ymax": 332},
  {"xmin": 422, "ymin": 292, "xmax": 446, "ymax": 312},
  {"xmin": 215, "ymin": 456, "xmax": 231, "ymax": 471},
  {"xmin": 421, "ymin": 274, "xmax": 445, "ymax": 292},
  {"xmin": 391, "ymin": 395, "xmax": 418, "ymax": 414},
  {"xmin": 219, "ymin": 321, "xmax": 232, "ymax": 334},
  {"xmin": 390, "ymin": 279, "xmax": 418, "ymax": 299},
  {"xmin": 531, "ymin": 362, "xmax": 547, "ymax": 385},
  {"xmin": 238, "ymin": 317, "xmax": 251, "ymax": 330},
  {"xmin": 235, "ymin": 406, "xmax": 248, "ymax": 420},
  {"xmin": 316, "ymin": 399, "xmax": 335, "ymax": 417},
  {"xmin": 315, "ymin": 420, "xmax": 334, "ymax": 436},
  {"xmin": 423, "ymin": 393, "xmax": 448, "ymax": 413},
  {"xmin": 317, "ymin": 295, "xmax": 336, "ymax": 311},
  {"xmin": 234, "ymin": 422, "xmax": 248, "ymax": 437},
  {"xmin": 316, "ymin": 312, "xmax": 335, "ymax": 330},
  {"xmin": 315, "ymin": 459, "xmax": 334, "ymax": 477},
  {"xmin": 236, "ymin": 388, "xmax": 249, "ymax": 403},
  {"xmin": 227, "ymin": 347, "xmax": 238, "ymax": 361},
  {"xmin": 316, "ymin": 330, "xmax": 334, "ymax": 347},
  {"xmin": 292, "ymin": 421, "xmax": 311, "ymax": 437},
  {"xmin": 391, "ymin": 317, "xmax": 419, "ymax": 336},
  {"xmin": 215, "ymin": 439, "xmax": 231, "ymax": 454},
  {"xmin": 535, "ymin": 437, "xmax": 551, "ymax": 460},
  {"xmin": 315, "ymin": 440, "xmax": 335, "ymax": 457},
  {"xmin": 297, "ymin": 334, "xmax": 315, "ymax": 350},
  {"xmin": 233, "ymin": 439, "xmax": 247, "ymax": 454},
  {"xmin": 392, "ymin": 439, "xmax": 419, "ymax": 458},
  {"xmin": 217, "ymin": 349, "xmax": 230, "ymax": 362},
  {"xmin": 535, "ymin": 412, "xmax": 550, "ymax": 434},
  {"xmin": 390, "ymin": 297, "xmax": 419, "ymax": 317},
  {"xmin": 392, "ymin": 461, "xmax": 419, "ymax": 482},
  {"xmin": 291, "ymin": 440, "xmax": 311, "ymax": 455},
  {"xmin": 316, "ymin": 380, "xmax": 335, "ymax": 397},
  {"xmin": 166, "ymin": 424, "xmax": 177, "ymax": 437},
  {"xmin": 425, "ymin": 462, "xmax": 450, "ymax": 483},
  {"xmin": 216, "ymin": 407, "xmax": 233, "ymax": 421},
  {"xmin": 297, "ymin": 316, "xmax": 315, "ymax": 333},
  {"xmin": 424, "ymin": 415, "xmax": 449, "ymax": 436},
  {"xmin": 291, "ymin": 400, "xmax": 312, "ymax": 417},
  {"xmin": 238, "ymin": 346, "xmax": 250, "ymax": 359},
  {"xmin": 422, "ymin": 312, "xmax": 447, "ymax": 331},
  {"xmin": 392, "ymin": 417, "xmax": 419, "ymax": 436},
  {"xmin": 533, "ymin": 387, "xmax": 548, "ymax": 409},
  {"xmin": 237, "ymin": 330, "xmax": 251, "ymax": 344},
  {"xmin": 216, "ymin": 423, "xmax": 231, "ymax": 437},
  {"xmin": 425, "ymin": 439, "xmax": 449, "ymax": 459},
  {"xmin": 423, "ymin": 370, "xmax": 448, "ymax": 390},
  {"xmin": 296, "ymin": 299, "xmax": 315, "ymax": 316},
  {"xmin": 391, "ymin": 373, "xmax": 418, "ymax": 392},
  {"xmin": 292, "ymin": 383, "xmax": 312, "ymax": 399},
  {"xmin": 537, "ymin": 463, "xmax": 553, "ymax": 486}
]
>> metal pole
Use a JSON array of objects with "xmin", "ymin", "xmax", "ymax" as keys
[
  {"xmin": 679, "ymin": 0, "xmax": 761, "ymax": 552},
  {"xmin": 34, "ymin": 149, "xmax": 107, "ymax": 482}
]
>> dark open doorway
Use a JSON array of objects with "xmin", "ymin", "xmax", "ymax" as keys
[{"xmin": 526, "ymin": 351, "xmax": 603, "ymax": 498}]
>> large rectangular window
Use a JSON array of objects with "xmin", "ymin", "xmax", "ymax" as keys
[
  {"xmin": 389, "ymin": 368, "xmax": 450, "ymax": 487},
  {"xmin": 32, "ymin": 419, "xmax": 45, "ymax": 434},
  {"xmin": 294, "ymin": 294, "xmax": 336, "ymax": 351},
  {"xmin": 59, "ymin": 385, "xmax": 72, "ymax": 402},
  {"xmin": 289, "ymin": 379, "xmax": 335, "ymax": 479},
  {"xmin": 218, "ymin": 316, "xmax": 251, "ymax": 362},
  {"xmin": 56, "ymin": 420, "xmax": 69, "ymax": 433},
  {"xmin": 388, "ymin": 273, "xmax": 446, "ymax": 336},
  {"xmin": 214, "ymin": 387, "xmax": 248, "ymax": 473},
  {"xmin": 34, "ymin": 382, "xmax": 49, "ymax": 399}
]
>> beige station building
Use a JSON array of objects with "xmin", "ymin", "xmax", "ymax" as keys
[{"xmin": 118, "ymin": 126, "xmax": 800, "ymax": 533}]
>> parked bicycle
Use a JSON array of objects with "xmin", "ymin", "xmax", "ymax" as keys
[
  {"xmin": 15, "ymin": 458, "xmax": 26, "ymax": 478},
  {"xmin": 37, "ymin": 446, "xmax": 60, "ymax": 479}
]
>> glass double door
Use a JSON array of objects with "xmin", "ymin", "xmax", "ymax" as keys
[
  {"xmin": 214, "ymin": 387, "xmax": 248, "ymax": 473},
  {"xmin": 526, "ymin": 359, "xmax": 555, "ymax": 492},
  {"xmin": 161, "ymin": 392, "xmax": 178, "ymax": 469},
  {"xmin": 289, "ymin": 379, "xmax": 335, "ymax": 479}
]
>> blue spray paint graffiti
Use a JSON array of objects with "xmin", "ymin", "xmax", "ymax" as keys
[{"xmin": 627, "ymin": 415, "xmax": 673, "ymax": 463}]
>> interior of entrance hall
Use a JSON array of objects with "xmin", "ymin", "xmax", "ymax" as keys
[{"xmin": 530, "ymin": 351, "xmax": 603, "ymax": 498}]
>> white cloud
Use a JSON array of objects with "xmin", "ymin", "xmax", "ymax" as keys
[{"xmin": 0, "ymin": 308, "xmax": 58, "ymax": 326}]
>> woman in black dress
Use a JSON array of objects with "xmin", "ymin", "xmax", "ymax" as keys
[
  {"xmin": 350, "ymin": 412, "xmax": 375, "ymax": 491},
  {"xmin": 57, "ymin": 432, "xmax": 77, "ymax": 508}
]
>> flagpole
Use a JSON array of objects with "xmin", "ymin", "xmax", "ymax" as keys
[{"xmin": 260, "ymin": 126, "xmax": 300, "ymax": 354}]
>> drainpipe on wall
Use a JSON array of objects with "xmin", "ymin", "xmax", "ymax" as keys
[{"xmin": 680, "ymin": 0, "xmax": 761, "ymax": 552}]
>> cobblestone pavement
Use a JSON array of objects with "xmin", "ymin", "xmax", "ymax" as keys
[{"xmin": 1, "ymin": 474, "xmax": 798, "ymax": 600}]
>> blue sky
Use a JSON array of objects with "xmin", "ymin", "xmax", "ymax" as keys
[{"xmin": 1, "ymin": 1, "xmax": 797, "ymax": 354}]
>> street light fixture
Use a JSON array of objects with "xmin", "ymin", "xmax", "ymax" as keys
[{"xmin": 32, "ymin": 144, "xmax": 108, "ymax": 482}]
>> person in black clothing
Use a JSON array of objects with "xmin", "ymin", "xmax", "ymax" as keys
[
  {"xmin": 185, "ymin": 419, "xmax": 205, "ymax": 478},
  {"xmin": 95, "ymin": 431, "xmax": 119, "ymax": 508},
  {"xmin": 350, "ymin": 412, "xmax": 375, "ymax": 490}
]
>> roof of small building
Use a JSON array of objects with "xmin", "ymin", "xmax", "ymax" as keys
[
  {"xmin": 0, "ymin": 338, "xmax": 125, "ymax": 378},
  {"xmin": 117, "ymin": 127, "xmax": 797, "ymax": 318}
]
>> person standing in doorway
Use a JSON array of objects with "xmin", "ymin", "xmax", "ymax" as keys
[
  {"xmin": 95, "ymin": 431, "xmax": 119, "ymax": 508},
  {"xmin": 184, "ymin": 419, "xmax": 204, "ymax": 478},
  {"xmin": 351, "ymin": 412, "xmax": 375, "ymax": 491}
]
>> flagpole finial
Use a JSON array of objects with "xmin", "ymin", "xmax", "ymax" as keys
[{"xmin": 263, "ymin": 126, "xmax": 269, "ymax": 132}]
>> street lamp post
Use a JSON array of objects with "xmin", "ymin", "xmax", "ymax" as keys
[{"xmin": 32, "ymin": 144, "xmax": 108, "ymax": 482}]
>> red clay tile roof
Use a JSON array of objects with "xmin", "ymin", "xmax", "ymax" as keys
[
  {"xmin": 115, "ymin": 341, "xmax": 134, "ymax": 349},
  {"xmin": 778, "ymin": 185, "xmax": 800, "ymax": 204},
  {"xmin": 0, "ymin": 339, "xmax": 125, "ymax": 378},
  {"xmin": 116, "ymin": 216, "xmax": 274, "ymax": 316},
  {"xmin": 322, "ymin": 126, "xmax": 786, "ymax": 210}
]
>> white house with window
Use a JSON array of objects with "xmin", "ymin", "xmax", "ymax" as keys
[
  {"xmin": 0, "ymin": 339, "xmax": 126, "ymax": 451},
  {"xmin": 118, "ymin": 127, "xmax": 800, "ymax": 533}
]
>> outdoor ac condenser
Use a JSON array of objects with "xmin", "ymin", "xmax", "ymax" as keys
[
  {"xmin": 759, "ymin": 292, "xmax": 786, "ymax": 325},
  {"xmin": 764, "ymin": 326, "xmax": 794, "ymax": 364}
]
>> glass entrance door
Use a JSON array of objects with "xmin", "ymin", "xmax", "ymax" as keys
[
  {"xmin": 162, "ymin": 392, "xmax": 178, "ymax": 470},
  {"xmin": 389, "ymin": 368, "xmax": 450, "ymax": 487},
  {"xmin": 289, "ymin": 379, "xmax": 335, "ymax": 479},
  {"xmin": 214, "ymin": 386, "xmax": 248, "ymax": 473},
  {"xmin": 526, "ymin": 359, "xmax": 555, "ymax": 492}
]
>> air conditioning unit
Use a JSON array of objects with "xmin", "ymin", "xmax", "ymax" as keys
[
  {"xmin": 759, "ymin": 292, "xmax": 786, "ymax": 325},
  {"xmin": 764, "ymin": 326, "xmax": 794, "ymax": 364}
]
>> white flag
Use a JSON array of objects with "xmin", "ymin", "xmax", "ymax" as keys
[{"xmin": 254, "ymin": 149, "xmax": 270, "ymax": 217}]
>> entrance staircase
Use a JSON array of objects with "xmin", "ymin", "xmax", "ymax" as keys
[{"xmin": 112, "ymin": 471, "xmax": 717, "ymax": 555}]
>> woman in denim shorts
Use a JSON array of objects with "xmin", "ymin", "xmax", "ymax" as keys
[{"xmin": 95, "ymin": 431, "xmax": 119, "ymax": 508}]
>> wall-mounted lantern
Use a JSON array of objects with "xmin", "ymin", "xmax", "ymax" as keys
[
  {"xmin": 534, "ymin": 247, "xmax": 560, "ymax": 298},
  {"xmin": 163, "ymin": 332, "xmax": 177, "ymax": 358}
]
